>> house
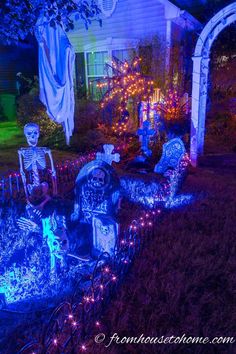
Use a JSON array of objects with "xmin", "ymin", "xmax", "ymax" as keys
[{"xmin": 68, "ymin": 0, "xmax": 201, "ymax": 100}]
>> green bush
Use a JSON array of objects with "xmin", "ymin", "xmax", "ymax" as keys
[
  {"xmin": 16, "ymin": 93, "xmax": 65, "ymax": 148},
  {"xmin": 0, "ymin": 103, "xmax": 6, "ymax": 122}
]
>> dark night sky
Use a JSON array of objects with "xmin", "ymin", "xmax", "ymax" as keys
[{"xmin": 172, "ymin": 0, "xmax": 234, "ymax": 22}]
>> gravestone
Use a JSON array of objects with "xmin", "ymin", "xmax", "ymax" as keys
[
  {"xmin": 137, "ymin": 121, "xmax": 155, "ymax": 157},
  {"xmin": 154, "ymin": 138, "xmax": 186, "ymax": 174},
  {"xmin": 96, "ymin": 144, "xmax": 120, "ymax": 165},
  {"xmin": 72, "ymin": 159, "xmax": 120, "ymax": 257},
  {"xmin": 92, "ymin": 215, "xmax": 119, "ymax": 257}
]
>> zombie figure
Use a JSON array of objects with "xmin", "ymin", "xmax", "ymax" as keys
[
  {"xmin": 42, "ymin": 212, "xmax": 69, "ymax": 271},
  {"xmin": 17, "ymin": 199, "xmax": 69, "ymax": 272},
  {"xmin": 71, "ymin": 160, "xmax": 120, "ymax": 258},
  {"xmin": 72, "ymin": 160, "xmax": 120, "ymax": 224},
  {"xmin": 18, "ymin": 123, "xmax": 57, "ymax": 199}
]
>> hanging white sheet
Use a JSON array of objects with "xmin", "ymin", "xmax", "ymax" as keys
[{"xmin": 35, "ymin": 18, "xmax": 75, "ymax": 144}]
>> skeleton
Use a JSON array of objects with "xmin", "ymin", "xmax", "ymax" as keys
[{"xmin": 18, "ymin": 123, "xmax": 57, "ymax": 199}]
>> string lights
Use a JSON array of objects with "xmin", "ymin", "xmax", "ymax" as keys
[
  {"xmin": 4, "ymin": 146, "xmax": 190, "ymax": 352},
  {"xmin": 99, "ymin": 56, "xmax": 154, "ymax": 135},
  {"xmin": 157, "ymin": 89, "xmax": 189, "ymax": 121}
]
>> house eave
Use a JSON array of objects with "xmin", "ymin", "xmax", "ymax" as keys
[{"xmin": 158, "ymin": 0, "xmax": 202, "ymax": 30}]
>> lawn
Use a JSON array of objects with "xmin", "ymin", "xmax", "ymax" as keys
[
  {"xmin": 91, "ymin": 152, "xmax": 236, "ymax": 354},
  {"xmin": 0, "ymin": 121, "xmax": 24, "ymax": 147}
]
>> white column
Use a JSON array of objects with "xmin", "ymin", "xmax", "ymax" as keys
[
  {"xmin": 190, "ymin": 55, "xmax": 210, "ymax": 166},
  {"xmin": 190, "ymin": 56, "xmax": 202, "ymax": 166},
  {"xmin": 198, "ymin": 57, "xmax": 210, "ymax": 155},
  {"xmin": 165, "ymin": 19, "xmax": 172, "ymax": 75}
]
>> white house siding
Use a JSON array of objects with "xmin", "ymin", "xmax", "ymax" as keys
[
  {"xmin": 68, "ymin": 0, "xmax": 167, "ymax": 52},
  {"xmin": 171, "ymin": 21, "xmax": 187, "ymax": 44}
]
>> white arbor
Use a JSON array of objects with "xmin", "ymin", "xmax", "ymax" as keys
[{"xmin": 190, "ymin": 2, "xmax": 236, "ymax": 166}]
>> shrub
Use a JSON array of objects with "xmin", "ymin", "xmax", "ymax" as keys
[
  {"xmin": 0, "ymin": 103, "xmax": 6, "ymax": 122},
  {"xmin": 16, "ymin": 93, "xmax": 65, "ymax": 148},
  {"xmin": 74, "ymin": 99, "xmax": 100, "ymax": 133}
]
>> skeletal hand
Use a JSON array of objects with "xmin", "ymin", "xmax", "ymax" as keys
[
  {"xmin": 71, "ymin": 204, "xmax": 79, "ymax": 221},
  {"xmin": 52, "ymin": 169, "xmax": 57, "ymax": 177},
  {"xmin": 20, "ymin": 169, "xmax": 26, "ymax": 180},
  {"xmin": 17, "ymin": 217, "xmax": 40, "ymax": 233}
]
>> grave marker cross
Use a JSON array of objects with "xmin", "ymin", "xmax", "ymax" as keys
[
  {"xmin": 96, "ymin": 144, "xmax": 120, "ymax": 165},
  {"xmin": 137, "ymin": 121, "xmax": 155, "ymax": 156}
]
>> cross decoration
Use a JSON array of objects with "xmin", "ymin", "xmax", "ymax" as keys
[
  {"xmin": 96, "ymin": 144, "xmax": 120, "ymax": 165},
  {"xmin": 137, "ymin": 120, "xmax": 155, "ymax": 156}
]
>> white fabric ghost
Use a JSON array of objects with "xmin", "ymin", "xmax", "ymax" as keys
[{"xmin": 35, "ymin": 17, "xmax": 75, "ymax": 144}]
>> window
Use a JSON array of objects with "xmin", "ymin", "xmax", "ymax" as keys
[
  {"xmin": 87, "ymin": 51, "xmax": 108, "ymax": 76},
  {"xmin": 86, "ymin": 51, "xmax": 109, "ymax": 100},
  {"xmin": 112, "ymin": 49, "xmax": 136, "ymax": 63},
  {"xmin": 83, "ymin": 40, "xmax": 138, "ymax": 100}
]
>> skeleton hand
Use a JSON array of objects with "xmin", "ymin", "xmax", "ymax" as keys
[
  {"xmin": 71, "ymin": 203, "xmax": 79, "ymax": 221},
  {"xmin": 51, "ymin": 169, "xmax": 56, "ymax": 178},
  {"xmin": 17, "ymin": 217, "xmax": 40, "ymax": 233},
  {"xmin": 20, "ymin": 169, "xmax": 26, "ymax": 181}
]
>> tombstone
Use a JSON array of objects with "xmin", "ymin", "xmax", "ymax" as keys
[
  {"xmin": 154, "ymin": 138, "xmax": 186, "ymax": 174},
  {"xmin": 72, "ymin": 159, "xmax": 120, "ymax": 258},
  {"xmin": 137, "ymin": 121, "xmax": 155, "ymax": 157},
  {"xmin": 92, "ymin": 215, "xmax": 118, "ymax": 257},
  {"xmin": 96, "ymin": 144, "xmax": 120, "ymax": 165}
]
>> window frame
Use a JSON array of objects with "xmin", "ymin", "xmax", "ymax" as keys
[{"xmin": 83, "ymin": 38, "xmax": 138, "ymax": 100}]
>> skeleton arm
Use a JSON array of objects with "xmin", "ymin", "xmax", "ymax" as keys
[
  {"xmin": 46, "ymin": 149, "xmax": 57, "ymax": 195},
  {"xmin": 47, "ymin": 149, "xmax": 56, "ymax": 176},
  {"xmin": 18, "ymin": 149, "xmax": 28, "ymax": 199}
]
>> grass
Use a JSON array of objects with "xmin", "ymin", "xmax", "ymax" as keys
[
  {"xmin": 90, "ymin": 152, "xmax": 236, "ymax": 354},
  {"xmin": 0, "ymin": 121, "xmax": 24, "ymax": 148}
]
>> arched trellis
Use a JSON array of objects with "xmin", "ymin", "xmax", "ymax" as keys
[{"xmin": 190, "ymin": 2, "xmax": 236, "ymax": 166}]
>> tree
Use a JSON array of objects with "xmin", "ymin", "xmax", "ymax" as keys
[
  {"xmin": 0, "ymin": 0, "xmax": 101, "ymax": 45},
  {"xmin": 100, "ymin": 57, "xmax": 154, "ymax": 130}
]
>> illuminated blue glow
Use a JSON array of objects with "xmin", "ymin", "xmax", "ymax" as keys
[
  {"xmin": 0, "ymin": 207, "xmax": 86, "ymax": 306},
  {"xmin": 165, "ymin": 194, "xmax": 194, "ymax": 209}
]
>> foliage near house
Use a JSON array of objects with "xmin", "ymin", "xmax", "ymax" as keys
[
  {"xmin": 0, "ymin": 0, "xmax": 101, "ymax": 45},
  {"xmin": 100, "ymin": 57, "xmax": 154, "ymax": 129},
  {"xmin": 16, "ymin": 93, "xmax": 64, "ymax": 148}
]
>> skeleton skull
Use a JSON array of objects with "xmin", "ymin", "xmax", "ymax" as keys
[
  {"xmin": 90, "ymin": 168, "xmax": 106, "ymax": 188},
  {"xmin": 24, "ymin": 123, "xmax": 40, "ymax": 147}
]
